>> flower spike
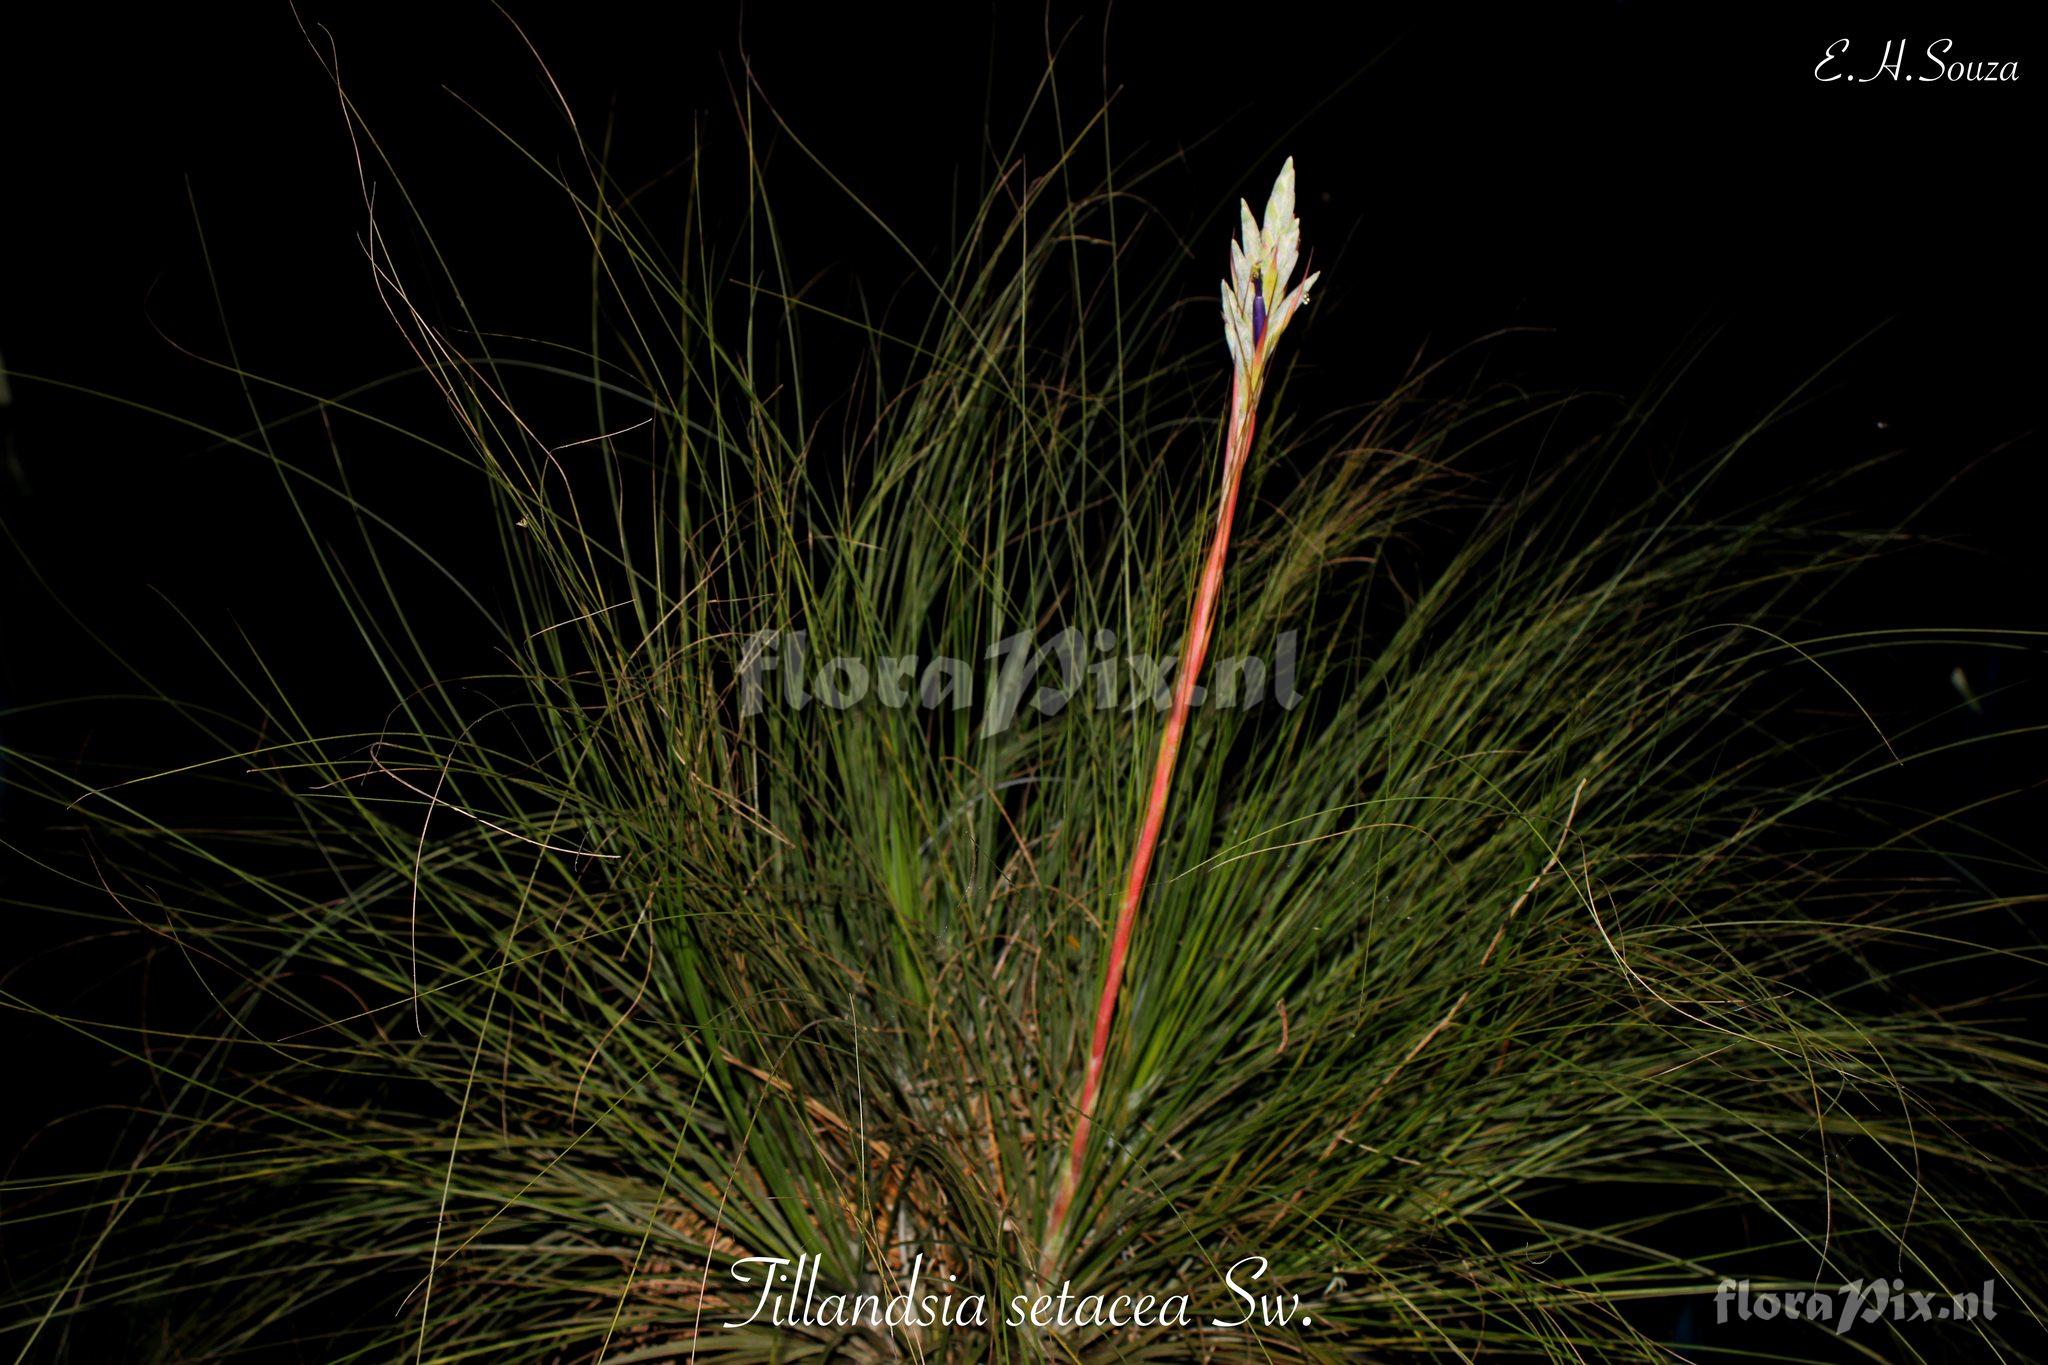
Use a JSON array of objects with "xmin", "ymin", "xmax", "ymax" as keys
[
  {"xmin": 1221, "ymin": 156, "xmax": 1319, "ymax": 391},
  {"xmin": 1049, "ymin": 158, "xmax": 1323, "ymax": 1260}
]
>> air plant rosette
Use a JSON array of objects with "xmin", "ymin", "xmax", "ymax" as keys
[{"xmin": 3, "ymin": 56, "xmax": 2045, "ymax": 1365}]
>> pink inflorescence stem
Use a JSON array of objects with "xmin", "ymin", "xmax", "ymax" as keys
[{"xmin": 1047, "ymin": 157, "xmax": 1318, "ymax": 1254}]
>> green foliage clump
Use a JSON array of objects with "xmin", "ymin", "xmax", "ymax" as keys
[{"xmin": 5, "ymin": 77, "xmax": 2044, "ymax": 1364}]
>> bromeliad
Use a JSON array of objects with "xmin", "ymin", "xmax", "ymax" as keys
[{"xmin": 1048, "ymin": 157, "xmax": 1321, "ymax": 1249}]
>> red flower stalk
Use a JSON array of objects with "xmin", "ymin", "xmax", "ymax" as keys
[{"xmin": 1048, "ymin": 158, "xmax": 1321, "ymax": 1249}]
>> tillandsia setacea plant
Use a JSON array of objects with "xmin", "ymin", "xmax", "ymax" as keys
[
  {"xmin": 4, "ymin": 36, "xmax": 2048, "ymax": 1365},
  {"xmin": 1050, "ymin": 158, "xmax": 1319, "ymax": 1245}
]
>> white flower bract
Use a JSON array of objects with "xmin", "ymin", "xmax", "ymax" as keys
[{"xmin": 1220, "ymin": 156, "xmax": 1320, "ymax": 386}]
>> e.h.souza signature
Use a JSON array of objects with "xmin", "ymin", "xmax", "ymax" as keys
[{"xmin": 1816, "ymin": 38, "xmax": 2020, "ymax": 83}]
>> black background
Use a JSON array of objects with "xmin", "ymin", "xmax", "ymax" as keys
[
  {"xmin": 2, "ymin": 1, "xmax": 2039, "ymax": 706},
  {"xmin": 1, "ymin": 0, "xmax": 2040, "ymax": 1330},
  {"xmin": 3, "ymin": 1, "xmax": 2040, "ymax": 668}
]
